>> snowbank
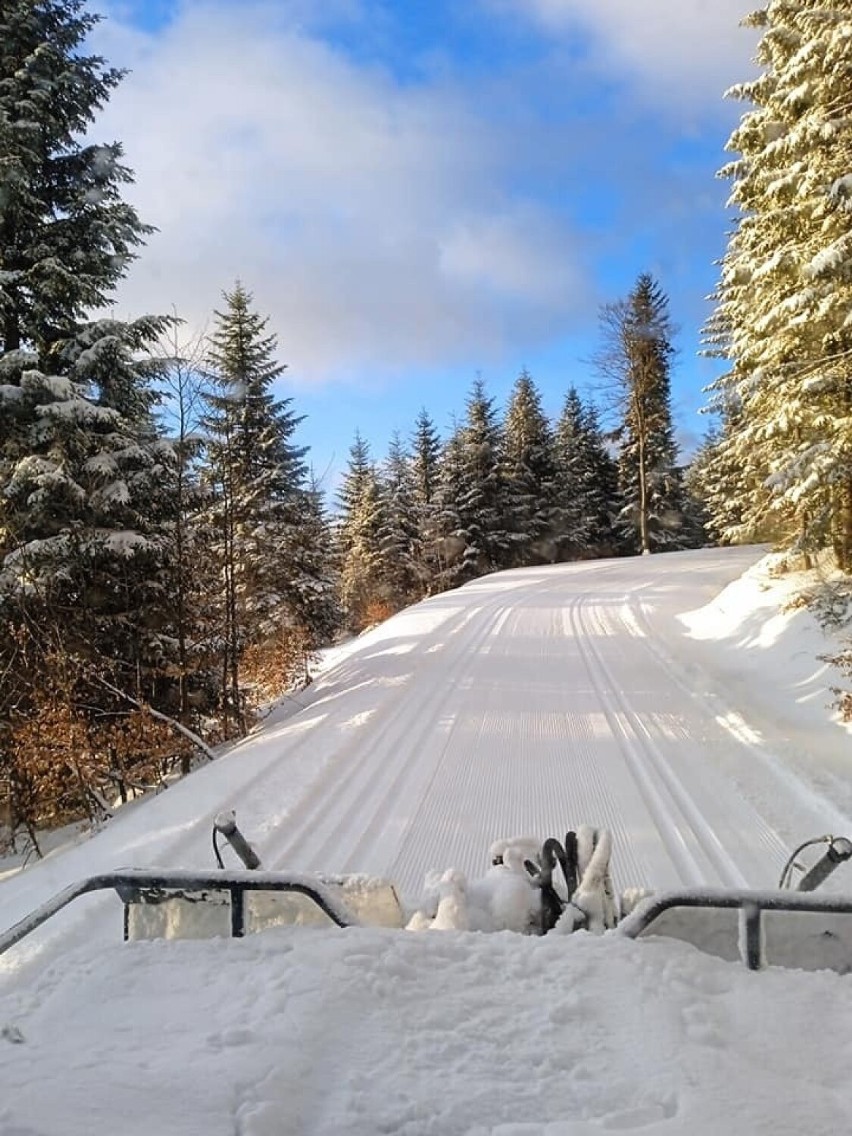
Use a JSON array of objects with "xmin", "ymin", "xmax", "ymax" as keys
[
  {"xmin": 678, "ymin": 551, "xmax": 852, "ymax": 818},
  {"xmin": 2, "ymin": 924, "xmax": 851, "ymax": 1136}
]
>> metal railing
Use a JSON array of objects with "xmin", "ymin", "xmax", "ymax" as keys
[
  {"xmin": 6, "ymin": 875, "xmax": 852, "ymax": 970},
  {"xmin": 618, "ymin": 886, "xmax": 852, "ymax": 969},
  {"xmin": 0, "ymin": 868, "xmax": 358, "ymax": 957}
]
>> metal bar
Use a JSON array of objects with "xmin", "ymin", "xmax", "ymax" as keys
[
  {"xmin": 0, "ymin": 869, "xmax": 359, "ymax": 957},
  {"xmin": 739, "ymin": 903, "xmax": 764, "ymax": 971},
  {"xmin": 229, "ymin": 884, "xmax": 245, "ymax": 938},
  {"xmin": 618, "ymin": 886, "xmax": 852, "ymax": 969}
]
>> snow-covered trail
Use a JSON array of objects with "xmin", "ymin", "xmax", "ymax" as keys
[
  {"xmin": 263, "ymin": 547, "xmax": 831, "ymax": 898},
  {"xmin": 5, "ymin": 546, "xmax": 852, "ymax": 1136},
  {"xmin": 1, "ymin": 547, "xmax": 848, "ymax": 967}
]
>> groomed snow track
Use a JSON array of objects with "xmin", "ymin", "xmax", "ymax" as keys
[{"xmin": 1, "ymin": 547, "xmax": 849, "ymax": 965}]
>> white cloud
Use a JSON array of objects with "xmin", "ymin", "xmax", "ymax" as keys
[
  {"xmin": 496, "ymin": 0, "xmax": 759, "ymax": 113},
  {"xmin": 92, "ymin": 2, "xmax": 593, "ymax": 384}
]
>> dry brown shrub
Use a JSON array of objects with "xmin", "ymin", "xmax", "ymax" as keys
[
  {"xmin": 241, "ymin": 625, "xmax": 315, "ymax": 707},
  {"xmin": 360, "ymin": 598, "xmax": 396, "ymax": 630}
]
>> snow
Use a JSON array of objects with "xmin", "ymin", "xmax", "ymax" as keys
[{"xmin": 3, "ymin": 546, "xmax": 852, "ymax": 1134}]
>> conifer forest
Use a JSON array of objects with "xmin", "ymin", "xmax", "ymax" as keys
[{"xmin": 2, "ymin": 0, "xmax": 851, "ymax": 844}]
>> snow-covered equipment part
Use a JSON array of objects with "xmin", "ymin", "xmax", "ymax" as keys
[
  {"xmin": 4, "ymin": 825, "xmax": 852, "ymax": 972},
  {"xmin": 778, "ymin": 834, "xmax": 852, "ymax": 892},
  {"xmin": 122, "ymin": 870, "xmax": 404, "ymax": 942},
  {"xmin": 407, "ymin": 828, "xmax": 618, "ymax": 935},
  {"xmin": 212, "ymin": 811, "xmax": 262, "ymax": 870}
]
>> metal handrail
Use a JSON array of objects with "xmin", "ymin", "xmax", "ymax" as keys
[
  {"xmin": 618, "ymin": 886, "xmax": 852, "ymax": 969},
  {"xmin": 0, "ymin": 869, "xmax": 359, "ymax": 957}
]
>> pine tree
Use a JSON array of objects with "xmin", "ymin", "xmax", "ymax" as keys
[
  {"xmin": 200, "ymin": 283, "xmax": 309, "ymax": 731},
  {"xmin": 0, "ymin": 1, "xmax": 179, "ymax": 833},
  {"xmin": 440, "ymin": 381, "xmax": 513, "ymax": 581},
  {"xmin": 682, "ymin": 431, "xmax": 719, "ymax": 549},
  {"xmin": 705, "ymin": 2, "xmax": 852, "ymax": 566},
  {"xmin": 433, "ymin": 420, "xmax": 469, "ymax": 589},
  {"xmin": 0, "ymin": 0, "xmax": 168, "ymax": 597},
  {"xmin": 336, "ymin": 433, "xmax": 387, "ymax": 629},
  {"xmin": 378, "ymin": 433, "xmax": 421, "ymax": 609},
  {"xmin": 503, "ymin": 369, "xmax": 559, "ymax": 565},
  {"xmin": 553, "ymin": 388, "xmax": 620, "ymax": 559},
  {"xmin": 0, "ymin": 0, "xmax": 151, "ymax": 361},
  {"xmin": 411, "ymin": 408, "xmax": 442, "ymax": 509},
  {"xmin": 410, "ymin": 408, "xmax": 443, "ymax": 591},
  {"xmin": 286, "ymin": 476, "xmax": 341, "ymax": 652},
  {"xmin": 598, "ymin": 274, "xmax": 686, "ymax": 554}
]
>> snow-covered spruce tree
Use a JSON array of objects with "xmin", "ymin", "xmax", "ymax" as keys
[
  {"xmin": 681, "ymin": 430, "xmax": 720, "ymax": 548},
  {"xmin": 598, "ymin": 274, "xmax": 687, "ymax": 554},
  {"xmin": 410, "ymin": 407, "xmax": 443, "ymax": 591},
  {"xmin": 200, "ymin": 283, "xmax": 311, "ymax": 732},
  {"xmin": 553, "ymin": 388, "xmax": 621, "ymax": 559},
  {"xmin": 378, "ymin": 432, "xmax": 422, "ymax": 610},
  {"xmin": 0, "ymin": 0, "xmax": 186, "ymax": 832},
  {"xmin": 285, "ymin": 475, "xmax": 341, "ymax": 655},
  {"xmin": 0, "ymin": 0, "xmax": 150, "ymax": 360},
  {"xmin": 503, "ymin": 369, "xmax": 559, "ymax": 565},
  {"xmin": 336, "ymin": 433, "xmax": 389, "ymax": 629},
  {"xmin": 434, "ymin": 379, "xmax": 511, "ymax": 582},
  {"xmin": 432, "ymin": 420, "xmax": 469, "ymax": 589},
  {"xmin": 705, "ymin": 2, "xmax": 852, "ymax": 567}
]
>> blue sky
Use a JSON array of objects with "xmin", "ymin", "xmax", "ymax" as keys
[{"xmin": 93, "ymin": 0, "xmax": 759, "ymax": 488}]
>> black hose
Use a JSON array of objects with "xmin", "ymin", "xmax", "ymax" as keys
[{"xmin": 212, "ymin": 826, "xmax": 225, "ymax": 869}]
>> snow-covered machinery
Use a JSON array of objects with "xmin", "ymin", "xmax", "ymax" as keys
[{"xmin": 3, "ymin": 815, "xmax": 852, "ymax": 973}]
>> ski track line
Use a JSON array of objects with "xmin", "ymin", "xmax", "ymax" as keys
[
  {"xmin": 388, "ymin": 583, "xmax": 650, "ymax": 898},
  {"xmin": 628, "ymin": 591, "xmax": 838, "ymax": 857},
  {"xmin": 575, "ymin": 594, "xmax": 748, "ymax": 889},
  {"xmin": 535, "ymin": 576, "xmax": 665, "ymax": 890},
  {"xmin": 566, "ymin": 592, "xmax": 706, "ymax": 889},
  {"xmin": 267, "ymin": 593, "xmax": 516, "ymax": 874},
  {"xmin": 525, "ymin": 591, "xmax": 652, "ymax": 892},
  {"xmin": 311, "ymin": 601, "xmax": 516, "ymax": 877},
  {"xmin": 584, "ymin": 594, "xmax": 750, "ymax": 886},
  {"xmin": 386, "ymin": 603, "xmax": 535, "ymax": 892},
  {"xmin": 388, "ymin": 708, "xmax": 493, "ymax": 893},
  {"xmin": 241, "ymin": 598, "xmax": 487, "ymax": 868}
]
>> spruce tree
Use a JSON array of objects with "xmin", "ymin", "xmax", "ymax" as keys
[
  {"xmin": 433, "ymin": 421, "xmax": 469, "ymax": 589},
  {"xmin": 411, "ymin": 408, "xmax": 442, "ymax": 508},
  {"xmin": 0, "ymin": 0, "xmax": 168, "ymax": 597},
  {"xmin": 0, "ymin": 0, "xmax": 178, "ymax": 832},
  {"xmin": 553, "ymin": 388, "xmax": 620, "ymax": 559},
  {"xmin": 598, "ymin": 274, "xmax": 685, "ymax": 554},
  {"xmin": 410, "ymin": 408, "xmax": 443, "ymax": 592},
  {"xmin": 440, "ymin": 381, "xmax": 506, "ymax": 581},
  {"xmin": 200, "ymin": 283, "xmax": 309, "ymax": 731},
  {"xmin": 378, "ymin": 433, "xmax": 421, "ymax": 609},
  {"xmin": 336, "ymin": 434, "xmax": 387, "ymax": 628},
  {"xmin": 705, "ymin": 1, "xmax": 852, "ymax": 566},
  {"xmin": 336, "ymin": 430, "xmax": 372, "ymax": 543},
  {"xmin": 503, "ymin": 369, "xmax": 558, "ymax": 564},
  {"xmin": 0, "ymin": 0, "xmax": 151, "ymax": 360},
  {"xmin": 284, "ymin": 477, "xmax": 341, "ymax": 665}
]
